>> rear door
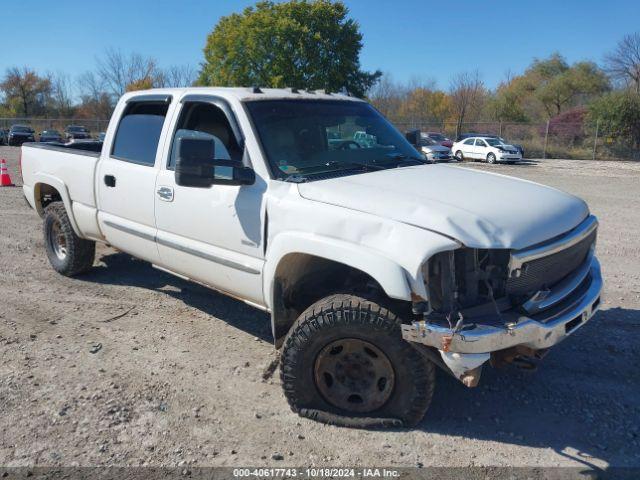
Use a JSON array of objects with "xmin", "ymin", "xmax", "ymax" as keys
[{"xmin": 96, "ymin": 94, "xmax": 174, "ymax": 264}]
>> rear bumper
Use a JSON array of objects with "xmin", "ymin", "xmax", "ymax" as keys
[{"xmin": 402, "ymin": 257, "xmax": 602, "ymax": 354}]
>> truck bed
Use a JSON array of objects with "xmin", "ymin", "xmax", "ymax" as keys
[{"xmin": 21, "ymin": 142, "xmax": 102, "ymax": 210}]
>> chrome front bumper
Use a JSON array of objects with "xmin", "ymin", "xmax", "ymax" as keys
[{"xmin": 402, "ymin": 257, "xmax": 602, "ymax": 354}]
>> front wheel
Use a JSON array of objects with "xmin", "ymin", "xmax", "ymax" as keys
[
  {"xmin": 44, "ymin": 202, "xmax": 95, "ymax": 276},
  {"xmin": 280, "ymin": 294, "xmax": 435, "ymax": 428},
  {"xmin": 487, "ymin": 152, "xmax": 497, "ymax": 164}
]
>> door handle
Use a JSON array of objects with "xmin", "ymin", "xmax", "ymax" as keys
[
  {"xmin": 104, "ymin": 175, "xmax": 116, "ymax": 187},
  {"xmin": 156, "ymin": 186, "xmax": 174, "ymax": 202}
]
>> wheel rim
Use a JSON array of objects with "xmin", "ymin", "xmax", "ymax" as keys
[
  {"xmin": 314, "ymin": 338, "xmax": 395, "ymax": 413},
  {"xmin": 455, "ymin": 151, "xmax": 463, "ymax": 160},
  {"xmin": 488, "ymin": 154, "xmax": 496, "ymax": 163},
  {"xmin": 48, "ymin": 219, "xmax": 67, "ymax": 260}
]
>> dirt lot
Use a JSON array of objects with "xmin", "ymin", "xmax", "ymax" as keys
[{"xmin": 1, "ymin": 146, "xmax": 639, "ymax": 471}]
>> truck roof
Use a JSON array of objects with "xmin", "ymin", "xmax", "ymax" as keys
[{"xmin": 121, "ymin": 86, "xmax": 361, "ymax": 103}]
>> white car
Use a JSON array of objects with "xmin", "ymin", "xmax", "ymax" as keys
[{"xmin": 452, "ymin": 136, "xmax": 522, "ymax": 163}]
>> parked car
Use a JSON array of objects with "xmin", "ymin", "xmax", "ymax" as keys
[
  {"xmin": 8, "ymin": 125, "xmax": 35, "ymax": 146},
  {"xmin": 64, "ymin": 125, "xmax": 91, "ymax": 141},
  {"xmin": 452, "ymin": 136, "xmax": 522, "ymax": 163},
  {"xmin": 39, "ymin": 130, "xmax": 64, "ymax": 143},
  {"xmin": 456, "ymin": 133, "xmax": 524, "ymax": 157},
  {"xmin": 405, "ymin": 130, "xmax": 453, "ymax": 162},
  {"xmin": 423, "ymin": 131, "xmax": 453, "ymax": 148},
  {"xmin": 21, "ymin": 87, "xmax": 601, "ymax": 427},
  {"xmin": 0, "ymin": 128, "xmax": 8, "ymax": 145}
]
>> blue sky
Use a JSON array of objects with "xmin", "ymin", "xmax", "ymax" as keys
[{"xmin": 2, "ymin": 0, "xmax": 639, "ymax": 91}]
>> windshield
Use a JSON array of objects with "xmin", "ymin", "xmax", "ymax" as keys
[
  {"xmin": 42, "ymin": 130, "xmax": 60, "ymax": 135},
  {"xmin": 245, "ymin": 100, "xmax": 424, "ymax": 179},
  {"xmin": 486, "ymin": 138, "xmax": 503, "ymax": 146},
  {"xmin": 12, "ymin": 126, "xmax": 31, "ymax": 133}
]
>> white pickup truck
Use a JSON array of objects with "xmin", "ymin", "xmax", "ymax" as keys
[{"xmin": 21, "ymin": 87, "xmax": 602, "ymax": 428}]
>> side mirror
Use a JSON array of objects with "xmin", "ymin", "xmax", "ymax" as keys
[
  {"xmin": 175, "ymin": 136, "xmax": 255, "ymax": 188},
  {"xmin": 405, "ymin": 129, "xmax": 421, "ymax": 147}
]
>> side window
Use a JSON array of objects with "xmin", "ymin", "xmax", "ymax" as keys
[
  {"xmin": 111, "ymin": 101, "xmax": 169, "ymax": 166},
  {"xmin": 168, "ymin": 102, "xmax": 241, "ymax": 170},
  {"xmin": 463, "ymin": 138, "xmax": 475, "ymax": 145},
  {"xmin": 475, "ymin": 139, "xmax": 487, "ymax": 147}
]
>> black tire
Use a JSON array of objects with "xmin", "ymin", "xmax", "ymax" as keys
[
  {"xmin": 454, "ymin": 150, "xmax": 464, "ymax": 161},
  {"xmin": 487, "ymin": 152, "xmax": 497, "ymax": 164},
  {"xmin": 43, "ymin": 202, "xmax": 95, "ymax": 276},
  {"xmin": 280, "ymin": 294, "xmax": 435, "ymax": 428}
]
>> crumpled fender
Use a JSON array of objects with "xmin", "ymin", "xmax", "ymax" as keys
[{"xmin": 263, "ymin": 183, "xmax": 462, "ymax": 311}]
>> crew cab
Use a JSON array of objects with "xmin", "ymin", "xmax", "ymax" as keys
[{"xmin": 21, "ymin": 87, "xmax": 602, "ymax": 428}]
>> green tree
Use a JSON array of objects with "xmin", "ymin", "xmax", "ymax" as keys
[
  {"xmin": 489, "ymin": 54, "xmax": 610, "ymax": 121},
  {"xmin": 198, "ymin": 0, "xmax": 381, "ymax": 97},
  {"xmin": 588, "ymin": 90, "xmax": 640, "ymax": 149},
  {"xmin": 535, "ymin": 60, "xmax": 609, "ymax": 116}
]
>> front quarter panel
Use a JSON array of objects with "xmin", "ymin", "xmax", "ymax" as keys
[{"xmin": 263, "ymin": 181, "xmax": 461, "ymax": 310}]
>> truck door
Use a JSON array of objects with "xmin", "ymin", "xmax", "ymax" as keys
[
  {"xmin": 96, "ymin": 95, "xmax": 173, "ymax": 264},
  {"xmin": 154, "ymin": 96, "xmax": 266, "ymax": 306}
]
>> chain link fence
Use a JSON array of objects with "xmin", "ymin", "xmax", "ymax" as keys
[
  {"xmin": 2, "ymin": 116, "xmax": 638, "ymax": 161},
  {"xmin": 390, "ymin": 119, "xmax": 640, "ymax": 161}
]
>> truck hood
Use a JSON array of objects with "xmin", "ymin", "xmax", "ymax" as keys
[{"xmin": 297, "ymin": 164, "xmax": 589, "ymax": 250}]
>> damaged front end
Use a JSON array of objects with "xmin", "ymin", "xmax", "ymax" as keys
[{"xmin": 402, "ymin": 215, "xmax": 602, "ymax": 386}]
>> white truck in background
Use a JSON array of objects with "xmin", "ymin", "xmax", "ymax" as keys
[{"xmin": 20, "ymin": 87, "xmax": 602, "ymax": 428}]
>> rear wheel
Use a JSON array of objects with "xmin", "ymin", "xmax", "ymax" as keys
[
  {"xmin": 455, "ymin": 150, "xmax": 464, "ymax": 161},
  {"xmin": 43, "ymin": 202, "xmax": 95, "ymax": 276},
  {"xmin": 280, "ymin": 294, "xmax": 435, "ymax": 428},
  {"xmin": 487, "ymin": 152, "xmax": 497, "ymax": 164}
]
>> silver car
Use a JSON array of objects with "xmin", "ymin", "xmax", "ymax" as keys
[{"xmin": 419, "ymin": 135, "xmax": 453, "ymax": 162}]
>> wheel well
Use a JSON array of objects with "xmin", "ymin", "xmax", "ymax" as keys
[
  {"xmin": 34, "ymin": 183, "xmax": 63, "ymax": 214},
  {"xmin": 271, "ymin": 253, "xmax": 411, "ymax": 348}
]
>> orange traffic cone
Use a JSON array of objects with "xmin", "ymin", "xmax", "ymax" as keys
[{"xmin": 0, "ymin": 159, "xmax": 14, "ymax": 187}]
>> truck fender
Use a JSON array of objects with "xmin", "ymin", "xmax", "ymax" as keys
[
  {"xmin": 30, "ymin": 173, "xmax": 83, "ymax": 237},
  {"xmin": 263, "ymin": 231, "xmax": 412, "ymax": 312}
]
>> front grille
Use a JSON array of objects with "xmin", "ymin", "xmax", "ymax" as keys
[{"xmin": 507, "ymin": 228, "xmax": 597, "ymax": 296}]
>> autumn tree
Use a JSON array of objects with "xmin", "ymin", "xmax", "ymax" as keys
[
  {"xmin": 0, "ymin": 67, "xmax": 52, "ymax": 116},
  {"xmin": 604, "ymin": 32, "xmax": 640, "ymax": 93},
  {"xmin": 76, "ymin": 71, "xmax": 114, "ymax": 119},
  {"xmin": 367, "ymin": 73, "xmax": 406, "ymax": 117},
  {"xmin": 449, "ymin": 71, "xmax": 484, "ymax": 136},
  {"xmin": 198, "ymin": 0, "xmax": 381, "ymax": 97},
  {"xmin": 96, "ymin": 48, "xmax": 158, "ymax": 98},
  {"xmin": 398, "ymin": 88, "xmax": 452, "ymax": 123}
]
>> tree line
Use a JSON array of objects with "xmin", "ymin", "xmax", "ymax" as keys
[
  {"xmin": 0, "ymin": 48, "xmax": 195, "ymax": 120},
  {"xmin": 0, "ymin": 1, "xmax": 638, "ymax": 148}
]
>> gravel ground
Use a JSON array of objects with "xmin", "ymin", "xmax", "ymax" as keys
[{"xmin": 1, "ymin": 146, "xmax": 639, "ymax": 471}]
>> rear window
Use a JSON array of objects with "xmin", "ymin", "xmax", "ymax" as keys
[{"xmin": 111, "ymin": 102, "xmax": 169, "ymax": 166}]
